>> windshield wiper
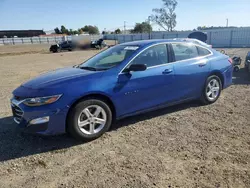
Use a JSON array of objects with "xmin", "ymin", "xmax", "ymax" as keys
[{"xmin": 80, "ymin": 66, "xmax": 97, "ymax": 71}]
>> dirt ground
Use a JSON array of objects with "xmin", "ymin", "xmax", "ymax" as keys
[{"xmin": 0, "ymin": 45, "xmax": 250, "ymax": 188}]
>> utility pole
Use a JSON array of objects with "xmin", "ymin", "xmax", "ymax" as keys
[
  {"xmin": 226, "ymin": 18, "xmax": 228, "ymax": 27},
  {"xmin": 124, "ymin": 21, "xmax": 126, "ymax": 34},
  {"xmin": 148, "ymin": 16, "xmax": 152, "ymax": 39}
]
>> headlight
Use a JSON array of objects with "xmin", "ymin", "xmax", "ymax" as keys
[{"xmin": 23, "ymin": 95, "xmax": 62, "ymax": 107}]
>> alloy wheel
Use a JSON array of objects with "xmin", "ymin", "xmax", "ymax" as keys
[
  {"xmin": 77, "ymin": 105, "xmax": 107, "ymax": 135},
  {"xmin": 206, "ymin": 79, "xmax": 220, "ymax": 101}
]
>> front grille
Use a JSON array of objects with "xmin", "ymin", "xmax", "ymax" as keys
[{"xmin": 11, "ymin": 103, "xmax": 23, "ymax": 124}]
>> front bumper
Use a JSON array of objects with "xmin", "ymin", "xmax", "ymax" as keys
[{"xmin": 10, "ymin": 98, "xmax": 69, "ymax": 135}]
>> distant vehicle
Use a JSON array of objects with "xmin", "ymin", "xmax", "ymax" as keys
[
  {"xmin": 175, "ymin": 38, "xmax": 212, "ymax": 48},
  {"xmin": 232, "ymin": 56, "xmax": 242, "ymax": 72},
  {"xmin": 90, "ymin": 39, "xmax": 107, "ymax": 49},
  {"xmin": 49, "ymin": 41, "xmax": 76, "ymax": 53},
  {"xmin": 11, "ymin": 39, "xmax": 233, "ymax": 141},
  {"xmin": 188, "ymin": 31, "xmax": 207, "ymax": 42},
  {"xmin": 245, "ymin": 51, "xmax": 250, "ymax": 72}
]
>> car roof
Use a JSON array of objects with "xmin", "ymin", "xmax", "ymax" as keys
[
  {"xmin": 119, "ymin": 39, "xmax": 192, "ymax": 47},
  {"xmin": 119, "ymin": 38, "xmax": 208, "ymax": 48}
]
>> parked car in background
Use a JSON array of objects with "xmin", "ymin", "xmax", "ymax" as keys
[
  {"xmin": 49, "ymin": 41, "xmax": 77, "ymax": 53},
  {"xmin": 245, "ymin": 51, "xmax": 250, "ymax": 72},
  {"xmin": 188, "ymin": 31, "xmax": 208, "ymax": 43},
  {"xmin": 11, "ymin": 39, "xmax": 233, "ymax": 141},
  {"xmin": 90, "ymin": 39, "xmax": 107, "ymax": 49},
  {"xmin": 175, "ymin": 38, "xmax": 212, "ymax": 48}
]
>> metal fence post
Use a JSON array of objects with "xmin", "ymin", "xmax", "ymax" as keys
[
  {"xmin": 229, "ymin": 30, "xmax": 233, "ymax": 48},
  {"xmin": 209, "ymin": 32, "xmax": 212, "ymax": 44}
]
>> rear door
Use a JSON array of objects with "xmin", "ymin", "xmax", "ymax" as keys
[{"xmin": 170, "ymin": 43, "xmax": 211, "ymax": 101}]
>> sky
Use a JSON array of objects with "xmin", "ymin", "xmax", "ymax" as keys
[{"xmin": 0, "ymin": 0, "xmax": 250, "ymax": 32}]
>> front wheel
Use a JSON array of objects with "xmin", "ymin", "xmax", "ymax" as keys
[
  {"xmin": 200, "ymin": 75, "xmax": 222, "ymax": 105},
  {"xmin": 67, "ymin": 99, "xmax": 112, "ymax": 141}
]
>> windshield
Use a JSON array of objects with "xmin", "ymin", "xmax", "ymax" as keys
[{"xmin": 79, "ymin": 45, "xmax": 139, "ymax": 70}]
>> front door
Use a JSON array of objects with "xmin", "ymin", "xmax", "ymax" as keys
[{"xmin": 114, "ymin": 44, "xmax": 176, "ymax": 117}]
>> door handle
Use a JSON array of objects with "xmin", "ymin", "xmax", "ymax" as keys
[
  {"xmin": 162, "ymin": 69, "xmax": 173, "ymax": 74},
  {"xmin": 198, "ymin": 62, "xmax": 207, "ymax": 67}
]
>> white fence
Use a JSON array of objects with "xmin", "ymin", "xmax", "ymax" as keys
[
  {"xmin": 0, "ymin": 35, "xmax": 102, "ymax": 45},
  {"xmin": 104, "ymin": 28, "xmax": 250, "ymax": 48},
  {"xmin": 2, "ymin": 28, "xmax": 250, "ymax": 48}
]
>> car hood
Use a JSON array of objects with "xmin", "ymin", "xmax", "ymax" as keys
[{"xmin": 22, "ymin": 67, "xmax": 100, "ymax": 89}]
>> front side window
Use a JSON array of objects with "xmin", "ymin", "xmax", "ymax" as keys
[
  {"xmin": 172, "ymin": 43, "xmax": 199, "ymax": 61},
  {"xmin": 129, "ymin": 44, "xmax": 168, "ymax": 68},
  {"xmin": 80, "ymin": 45, "xmax": 139, "ymax": 70}
]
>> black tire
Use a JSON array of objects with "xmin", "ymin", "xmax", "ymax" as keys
[
  {"xmin": 67, "ymin": 99, "xmax": 112, "ymax": 141},
  {"xmin": 200, "ymin": 75, "xmax": 222, "ymax": 105},
  {"xmin": 52, "ymin": 49, "xmax": 58, "ymax": 53},
  {"xmin": 234, "ymin": 66, "xmax": 240, "ymax": 72}
]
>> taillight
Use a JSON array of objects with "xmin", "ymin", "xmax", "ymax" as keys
[{"xmin": 228, "ymin": 58, "xmax": 233, "ymax": 64}]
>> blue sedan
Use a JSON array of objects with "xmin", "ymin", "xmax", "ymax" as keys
[{"xmin": 11, "ymin": 39, "xmax": 233, "ymax": 141}]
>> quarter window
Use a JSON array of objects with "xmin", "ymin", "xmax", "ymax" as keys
[
  {"xmin": 197, "ymin": 46, "xmax": 211, "ymax": 56},
  {"xmin": 172, "ymin": 43, "xmax": 199, "ymax": 61},
  {"xmin": 130, "ymin": 44, "xmax": 168, "ymax": 67}
]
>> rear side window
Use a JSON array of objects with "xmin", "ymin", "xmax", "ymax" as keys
[
  {"xmin": 197, "ymin": 46, "xmax": 211, "ymax": 56},
  {"xmin": 172, "ymin": 43, "xmax": 199, "ymax": 61}
]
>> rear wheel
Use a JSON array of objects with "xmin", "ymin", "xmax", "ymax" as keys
[
  {"xmin": 67, "ymin": 99, "xmax": 112, "ymax": 141},
  {"xmin": 200, "ymin": 75, "xmax": 222, "ymax": 105}
]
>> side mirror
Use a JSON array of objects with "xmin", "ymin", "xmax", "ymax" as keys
[
  {"xmin": 248, "ymin": 60, "xmax": 250, "ymax": 63},
  {"xmin": 127, "ymin": 64, "xmax": 147, "ymax": 72}
]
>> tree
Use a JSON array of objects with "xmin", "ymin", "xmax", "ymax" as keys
[
  {"xmin": 151, "ymin": 0, "xmax": 178, "ymax": 31},
  {"xmin": 60, "ymin": 25, "xmax": 69, "ymax": 34},
  {"xmin": 115, "ymin": 28, "xmax": 122, "ymax": 34},
  {"xmin": 54, "ymin": 27, "xmax": 61, "ymax": 34},
  {"xmin": 131, "ymin": 22, "xmax": 152, "ymax": 33},
  {"xmin": 78, "ymin": 29, "xmax": 83, "ymax": 34},
  {"xmin": 69, "ymin": 29, "xmax": 74, "ymax": 35},
  {"xmin": 81, "ymin": 25, "xmax": 99, "ymax": 34}
]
